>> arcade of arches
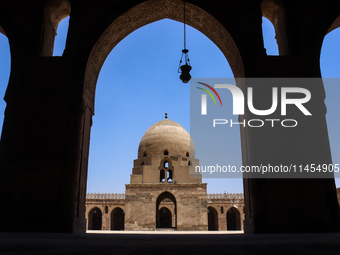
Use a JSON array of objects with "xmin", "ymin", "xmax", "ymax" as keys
[
  {"xmin": 0, "ymin": 0, "xmax": 340, "ymax": 235},
  {"xmin": 86, "ymin": 193, "xmax": 244, "ymax": 231}
]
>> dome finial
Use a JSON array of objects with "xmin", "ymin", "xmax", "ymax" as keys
[{"xmin": 165, "ymin": 113, "xmax": 168, "ymax": 119}]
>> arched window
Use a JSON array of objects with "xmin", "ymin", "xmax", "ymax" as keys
[
  {"xmin": 167, "ymin": 170, "xmax": 172, "ymax": 183},
  {"xmin": 261, "ymin": 0, "xmax": 290, "ymax": 55},
  {"xmin": 160, "ymin": 169, "xmax": 165, "ymax": 182},
  {"xmin": 164, "ymin": 150, "xmax": 169, "ymax": 155},
  {"xmin": 143, "ymin": 152, "xmax": 147, "ymax": 157},
  {"xmin": 159, "ymin": 158, "xmax": 173, "ymax": 183},
  {"xmin": 186, "ymin": 152, "xmax": 189, "ymax": 157},
  {"xmin": 41, "ymin": 0, "xmax": 71, "ymax": 56},
  {"xmin": 221, "ymin": 206, "xmax": 224, "ymax": 214},
  {"xmin": 105, "ymin": 206, "xmax": 108, "ymax": 214},
  {"xmin": 53, "ymin": 16, "xmax": 70, "ymax": 56},
  {"xmin": 262, "ymin": 16, "xmax": 279, "ymax": 55}
]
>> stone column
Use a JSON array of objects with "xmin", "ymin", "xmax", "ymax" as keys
[
  {"xmin": 218, "ymin": 210, "xmax": 227, "ymax": 231},
  {"xmin": 102, "ymin": 213, "xmax": 110, "ymax": 230},
  {"xmin": 241, "ymin": 75, "xmax": 340, "ymax": 233},
  {"xmin": 0, "ymin": 58, "xmax": 92, "ymax": 233}
]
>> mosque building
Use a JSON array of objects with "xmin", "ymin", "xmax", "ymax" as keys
[{"xmin": 85, "ymin": 117, "xmax": 244, "ymax": 231}]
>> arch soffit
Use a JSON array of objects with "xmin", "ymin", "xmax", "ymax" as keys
[
  {"xmin": 159, "ymin": 206, "xmax": 172, "ymax": 213},
  {"xmin": 84, "ymin": 0, "xmax": 244, "ymax": 108},
  {"xmin": 0, "ymin": 26, "xmax": 6, "ymax": 36},
  {"xmin": 261, "ymin": 0, "xmax": 286, "ymax": 27},
  {"xmin": 208, "ymin": 206, "xmax": 218, "ymax": 214},
  {"xmin": 157, "ymin": 191, "xmax": 176, "ymax": 205},
  {"xmin": 327, "ymin": 15, "xmax": 340, "ymax": 34},
  {"xmin": 227, "ymin": 206, "xmax": 241, "ymax": 215},
  {"xmin": 88, "ymin": 206, "xmax": 103, "ymax": 216},
  {"xmin": 44, "ymin": 0, "xmax": 71, "ymax": 30}
]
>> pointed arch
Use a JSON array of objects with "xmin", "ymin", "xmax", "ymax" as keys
[
  {"xmin": 158, "ymin": 207, "xmax": 172, "ymax": 228},
  {"xmin": 88, "ymin": 207, "xmax": 102, "ymax": 230},
  {"xmin": 227, "ymin": 207, "xmax": 241, "ymax": 230},
  {"xmin": 84, "ymin": 0, "xmax": 244, "ymax": 109},
  {"xmin": 156, "ymin": 191, "xmax": 176, "ymax": 229},
  {"xmin": 40, "ymin": 0, "xmax": 71, "ymax": 56},
  {"xmin": 261, "ymin": 0, "xmax": 290, "ymax": 55},
  {"xmin": 111, "ymin": 207, "xmax": 125, "ymax": 230},
  {"xmin": 208, "ymin": 206, "xmax": 218, "ymax": 231}
]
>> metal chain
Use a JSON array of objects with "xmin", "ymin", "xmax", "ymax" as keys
[{"xmin": 184, "ymin": 0, "xmax": 186, "ymax": 49}]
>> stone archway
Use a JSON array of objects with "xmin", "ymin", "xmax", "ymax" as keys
[
  {"xmin": 208, "ymin": 207, "xmax": 218, "ymax": 231},
  {"xmin": 88, "ymin": 207, "xmax": 102, "ymax": 230},
  {"xmin": 156, "ymin": 192, "xmax": 176, "ymax": 229},
  {"xmin": 81, "ymin": 0, "xmax": 244, "ymax": 234},
  {"xmin": 227, "ymin": 207, "xmax": 241, "ymax": 231},
  {"xmin": 40, "ymin": 0, "xmax": 71, "ymax": 56},
  {"xmin": 158, "ymin": 207, "xmax": 172, "ymax": 228},
  {"xmin": 111, "ymin": 207, "xmax": 125, "ymax": 230},
  {"xmin": 83, "ymin": 0, "xmax": 244, "ymax": 110}
]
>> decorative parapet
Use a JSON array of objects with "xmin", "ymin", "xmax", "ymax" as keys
[
  {"xmin": 207, "ymin": 193, "xmax": 243, "ymax": 199},
  {"xmin": 86, "ymin": 193, "xmax": 243, "ymax": 200},
  {"xmin": 86, "ymin": 193, "xmax": 125, "ymax": 199},
  {"xmin": 207, "ymin": 193, "xmax": 244, "ymax": 204}
]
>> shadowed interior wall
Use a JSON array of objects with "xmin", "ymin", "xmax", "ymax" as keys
[{"xmin": 0, "ymin": 0, "xmax": 339, "ymax": 233}]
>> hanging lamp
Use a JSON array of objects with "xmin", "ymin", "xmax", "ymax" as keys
[{"xmin": 178, "ymin": 0, "xmax": 192, "ymax": 83}]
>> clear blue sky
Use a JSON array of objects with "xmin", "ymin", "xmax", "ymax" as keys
[{"xmin": 0, "ymin": 17, "xmax": 339, "ymax": 194}]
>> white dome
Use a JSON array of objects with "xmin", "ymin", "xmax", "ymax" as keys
[{"xmin": 138, "ymin": 119, "xmax": 195, "ymax": 158}]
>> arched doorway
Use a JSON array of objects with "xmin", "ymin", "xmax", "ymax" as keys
[
  {"xmin": 156, "ymin": 192, "xmax": 176, "ymax": 229},
  {"xmin": 227, "ymin": 207, "xmax": 241, "ymax": 231},
  {"xmin": 111, "ymin": 207, "xmax": 125, "ymax": 230},
  {"xmin": 207, "ymin": 207, "xmax": 218, "ymax": 231},
  {"xmin": 158, "ymin": 207, "xmax": 172, "ymax": 228},
  {"xmin": 88, "ymin": 207, "xmax": 102, "ymax": 230}
]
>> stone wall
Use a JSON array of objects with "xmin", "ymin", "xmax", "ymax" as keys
[{"xmin": 125, "ymin": 184, "xmax": 208, "ymax": 231}]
